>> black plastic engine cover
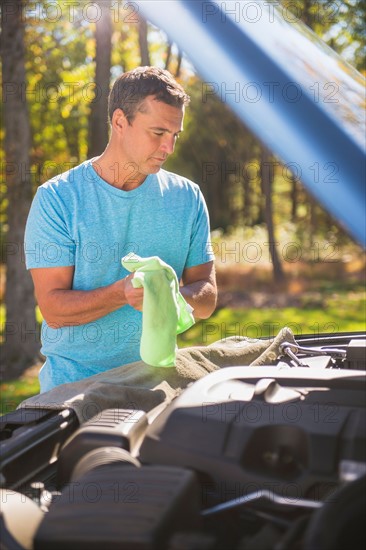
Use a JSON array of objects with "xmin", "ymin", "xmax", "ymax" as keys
[
  {"xmin": 34, "ymin": 465, "xmax": 201, "ymax": 550},
  {"xmin": 57, "ymin": 408, "xmax": 147, "ymax": 486},
  {"xmin": 139, "ymin": 367, "xmax": 366, "ymax": 503}
]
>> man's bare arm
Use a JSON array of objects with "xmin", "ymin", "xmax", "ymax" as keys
[
  {"xmin": 180, "ymin": 261, "xmax": 217, "ymax": 319},
  {"xmin": 30, "ymin": 266, "xmax": 143, "ymax": 327}
]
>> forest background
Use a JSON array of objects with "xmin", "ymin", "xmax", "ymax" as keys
[{"xmin": 1, "ymin": 0, "xmax": 365, "ymax": 410}]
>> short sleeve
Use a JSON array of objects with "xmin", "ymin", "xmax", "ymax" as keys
[
  {"xmin": 185, "ymin": 188, "xmax": 215, "ymax": 268},
  {"xmin": 24, "ymin": 187, "xmax": 76, "ymax": 269}
]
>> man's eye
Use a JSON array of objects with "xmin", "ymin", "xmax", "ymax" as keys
[{"xmin": 154, "ymin": 132, "xmax": 164, "ymax": 136}]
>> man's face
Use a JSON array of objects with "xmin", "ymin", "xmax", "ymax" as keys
[{"xmin": 118, "ymin": 95, "xmax": 184, "ymax": 180}]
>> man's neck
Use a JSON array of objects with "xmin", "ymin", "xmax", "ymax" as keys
[{"xmin": 91, "ymin": 150, "xmax": 146, "ymax": 191}]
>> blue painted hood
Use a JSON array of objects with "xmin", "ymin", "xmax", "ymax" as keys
[{"xmin": 135, "ymin": 0, "xmax": 366, "ymax": 246}]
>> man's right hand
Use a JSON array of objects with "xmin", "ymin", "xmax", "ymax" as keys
[{"xmin": 123, "ymin": 274, "xmax": 144, "ymax": 311}]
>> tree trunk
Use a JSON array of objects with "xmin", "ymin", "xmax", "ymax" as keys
[
  {"xmin": 165, "ymin": 42, "xmax": 172, "ymax": 70},
  {"xmin": 63, "ymin": 113, "xmax": 80, "ymax": 163},
  {"xmin": 302, "ymin": 0, "xmax": 312, "ymax": 27},
  {"xmin": 260, "ymin": 148, "xmax": 285, "ymax": 283},
  {"xmin": 138, "ymin": 15, "xmax": 150, "ymax": 66},
  {"xmin": 88, "ymin": 0, "xmax": 112, "ymax": 159},
  {"xmin": 175, "ymin": 50, "xmax": 183, "ymax": 77},
  {"xmin": 290, "ymin": 173, "xmax": 298, "ymax": 222},
  {"xmin": 308, "ymin": 196, "xmax": 317, "ymax": 247},
  {"xmin": 242, "ymin": 157, "xmax": 252, "ymax": 226},
  {"xmin": 1, "ymin": 0, "xmax": 40, "ymax": 378}
]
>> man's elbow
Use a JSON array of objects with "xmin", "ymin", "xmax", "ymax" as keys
[
  {"xmin": 195, "ymin": 290, "xmax": 217, "ymax": 319},
  {"xmin": 39, "ymin": 308, "xmax": 62, "ymax": 328},
  {"xmin": 37, "ymin": 303, "xmax": 71, "ymax": 328}
]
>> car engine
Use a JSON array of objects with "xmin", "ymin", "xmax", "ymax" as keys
[{"xmin": 1, "ymin": 333, "xmax": 365, "ymax": 550}]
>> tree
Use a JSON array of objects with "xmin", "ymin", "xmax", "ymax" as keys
[
  {"xmin": 165, "ymin": 42, "xmax": 172, "ymax": 70},
  {"xmin": 1, "ymin": 0, "xmax": 40, "ymax": 378},
  {"xmin": 137, "ymin": 14, "xmax": 150, "ymax": 66},
  {"xmin": 260, "ymin": 148, "xmax": 285, "ymax": 282},
  {"xmin": 290, "ymin": 174, "xmax": 299, "ymax": 223},
  {"xmin": 88, "ymin": 0, "xmax": 112, "ymax": 158},
  {"xmin": 175, "ymin": 50, "xmax": 183, "ymax": 77}
]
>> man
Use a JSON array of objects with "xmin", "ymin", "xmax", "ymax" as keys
[{"xmin": 25, "ymin": 66, "xmax": 217, "ymax": 392}]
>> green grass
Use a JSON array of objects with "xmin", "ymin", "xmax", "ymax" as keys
[
  {"xmin": 1, "ymin": 295, "xmax": 365, "ymax": 415},
  {"xmin": 1, "ymin": 376, "xmax": 40, "ymax": 415},
  {"xmin": 178, "ymin": 297, "xmax": 366, "ymax": 347}
]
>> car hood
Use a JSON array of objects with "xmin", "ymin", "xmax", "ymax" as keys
[{"xmin": 136, "ymin": 0, "xmax": 366, "ymax": 246}]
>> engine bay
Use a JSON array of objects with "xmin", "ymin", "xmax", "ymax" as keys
[{"xmin": 1, "ymin": 333, "xmax": 365, "ymax": 550}]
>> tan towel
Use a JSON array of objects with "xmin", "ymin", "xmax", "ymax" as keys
[{"xmin": 18, "ymin": 327, "xmax": 295, "ymax": 423}]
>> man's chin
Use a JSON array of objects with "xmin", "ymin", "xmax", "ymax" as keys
[
  {"xmin": 147, "ymin": 160, "xmax": 165, "ymax": 173},
  {"xmin": 143, "ymin": 166, "xmax": 160, "ymax": 176}
]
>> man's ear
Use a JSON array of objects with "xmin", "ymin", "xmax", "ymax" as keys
[{"xmin": 111, "ymin": 108, "xmax": 128, "ymax": 133}]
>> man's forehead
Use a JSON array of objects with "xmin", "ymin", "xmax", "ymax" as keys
[
  {"xmin": 138, "ymin": 96, "xmax": 184, "ymax": 116},
  {"xmin": 137, "ymin": 96, "xmax": 184, "ymax": 129}
]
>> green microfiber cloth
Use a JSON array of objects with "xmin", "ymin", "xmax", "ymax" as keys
[{"xmin": 122, "ymin": 252, "xmax": 195, "ymax": 367}]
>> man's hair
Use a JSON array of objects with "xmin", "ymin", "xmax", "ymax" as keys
[{"xmin": 108, "ymin": 66, "xmax": 190, "ymax": 124}]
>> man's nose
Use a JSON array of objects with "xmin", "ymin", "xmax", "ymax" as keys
[{"xmin": 160, "ymin": 135, "xmax": 175, "ymax": 155}]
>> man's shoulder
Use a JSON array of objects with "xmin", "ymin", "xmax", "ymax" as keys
[
  {"xmin": 39, "ymin": 159, "xmax": 91, "ymax": 194},
  {"xmin": 158, "ymin": 169, "xmax": 200, "ymax": 193}
]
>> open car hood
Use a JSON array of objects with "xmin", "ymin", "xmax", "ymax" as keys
[{"xmin": 136, "ymin": 0, "xmax": 366, "ymax": 246}]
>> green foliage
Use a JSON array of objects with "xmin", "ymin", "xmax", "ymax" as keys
[
  {"xmin": 178, "ymin": 293, "xmax": 366, "ymax": 347},
  {"xmin": 25, "ymin": 1, "xmax": 95, "ymax": 181},
  {"xmin": 0, "ymin": 376, "xmax": 40, "ymax": 415}
]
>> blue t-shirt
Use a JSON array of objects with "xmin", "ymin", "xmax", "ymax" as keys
[{"xmin": 24, "ymin": 159, "xmax": 213, "ymax": 392}]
